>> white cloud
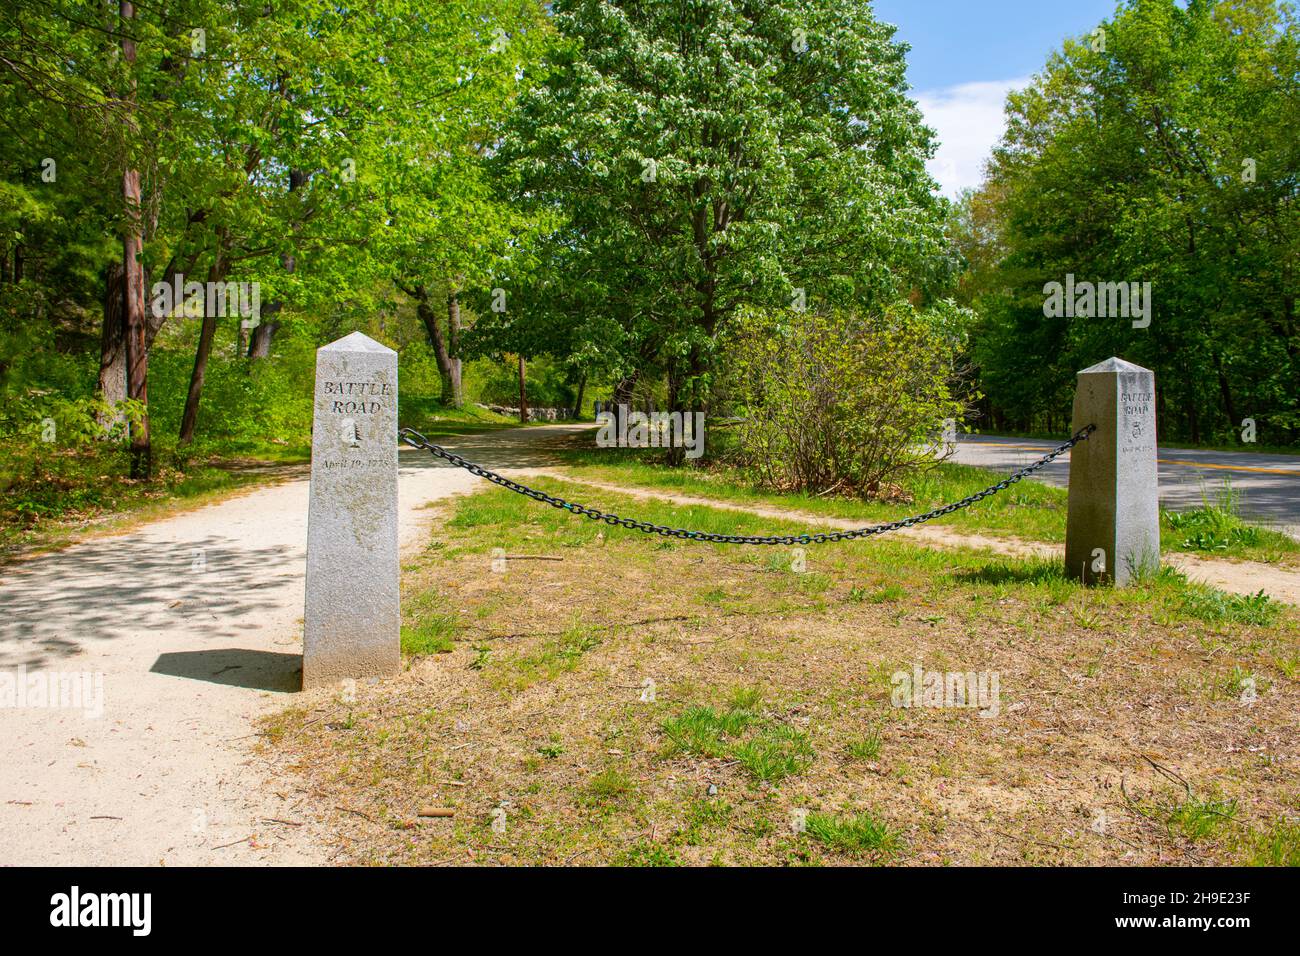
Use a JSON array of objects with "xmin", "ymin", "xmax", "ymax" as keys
[{"xmin": 914, "ymin": 78, "xmax": 1029, "ymax": 198}]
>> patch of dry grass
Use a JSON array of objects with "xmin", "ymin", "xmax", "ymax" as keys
[{"xmin": 261, "ymin": 481, "xmax": 1300, "ymax": 866}]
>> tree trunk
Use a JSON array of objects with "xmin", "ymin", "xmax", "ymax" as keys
[
  {"xmin": 666, "ymin": 349, "xmax": 707, "ymax": 467},
  {"xmin": 247, "ymin": 319, "xmax": 278, "ymax": 358},
  {"xmin": 518, "ymin": 355, "xmax": 528, "ymax": 423},
  {"xmin": 178, "ymin": 250, "xmax": 229, "ymax": 445},
  {"xmin": 249, "ymin": 169, "xmax": 303, "ymax": 360},
  {"xmin": 97, "ymin": 262, "xmax": 128, "ymax": 425},
  {"xmin": 446, "ymin": 290, "xmax": 463, "ymax": 407},
  {"xmin": 1212, "ymin": 351, "xmax": 1239, "ymax": 434},
  {"xmin": 178, "ymin": 318, "xmax": 218, "ymax": 447},
  {"xmin": 611, "ymin": 371, "xmax": 639, "ymax": 436},
  {"xmin": 123, "ymin": 204, "xmax": 150, "ymax": 478},
  {"xmin": 666, "ymin": 367, "xmax": 684, "ymax": 465},
  {"xmin": 120, "ymin": 1, "xmax": 150, "ymax": 478},
  {"xmin": 612, "ymin": 372, "xmax": 638, "ymax": 406},
  {"xmin": 412, "ymin": 284, "xmax": 456, "ymax": 403},
  {"xmin": 572, "ymin": 371, "xmax": 586, "ymax": 420}
]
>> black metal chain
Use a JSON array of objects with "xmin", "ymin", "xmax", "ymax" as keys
[{"xmin": 397, "ymin": 424, "xmax": 1096, "ymax": 546}]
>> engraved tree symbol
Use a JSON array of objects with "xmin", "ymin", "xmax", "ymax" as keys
[{"xmin": 340, "ymin": 417, "xmax": 362, "ymax": 448}]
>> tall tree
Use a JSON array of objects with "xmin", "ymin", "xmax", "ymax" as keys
[
  {"xmin": 486, "ymin": 0, "xmax": 952, "ymax": 429},
  {"xmin": 965, "ymin": 0, "xmax": 1300, "ymax": 442},
  {"xmin": 378, "ymin": 0, "xmax": 553, "ymax": 409}
]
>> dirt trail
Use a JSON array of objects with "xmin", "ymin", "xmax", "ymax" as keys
[
  {"xmin": 516, "ymin": 471, "xmax": 1300, "ymax": 605},
  {"xmin": 0, "ymin": 424, "xmax": 586, "ymax": 866}
]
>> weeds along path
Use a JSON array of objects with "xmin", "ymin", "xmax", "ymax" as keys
[
  {"xmin": 0, "ymin": 423, "xmax": 589, "ymax": 865},
  {"xmin": 509, "ymin": 470, "xmax": 1300, "ymax": 607}
]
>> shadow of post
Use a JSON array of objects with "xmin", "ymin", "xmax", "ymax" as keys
[{"xmin": 150, "ymin": 648, "xmax": 302, "ymax": 692}]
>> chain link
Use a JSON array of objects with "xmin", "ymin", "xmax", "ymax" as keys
[{"xmin": 397, "ymin": 424, "xmax": 1096, "ymax": 546}]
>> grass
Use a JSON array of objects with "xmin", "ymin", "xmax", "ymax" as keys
[
  {"xmin": 804, "ymin": 811, "xmax": 900, "ymax": 860},
  {"xmin": 1164, "ymin": 798, "xmax": 1240, "ymax": 842},
  {"xmin": 616, "ymin": 842, "xmax": 682, "ymax": 867},
  {"xmin": 262, "ymin": 478, "xmax": 1300, "ymax": 866},
  {"xmin": 844, "ymin": 732, "xmax": 883, "ymax": 761},
  {"xmin": 483, "ymin": 620, "xmax": 602, "ymax": 692},
  {"xmin": 579, "ymin": 768, "xmax": 637, "ymax": 808},
  {"xmin": 1177, "ymin": 585, "xmax": 1281, "ymax": 627},
  {"xmin": 400, "ymin": 615, "xmax": 457, "ymax": 656},
  {"xmin": 1160, "ymin": 484, "xmax": 1297, "ymax": 563},
  {"xmin": 659, "ymin": 689, "xmax": 815, "ymax": 784},
  {"xmin": 549, "ymin": 438, "xmax": 1299, "ymax": 565},
  {"xmin": 1242, "ymin": 819, "xmax": 1300, "ymax": 867},
  {"xmin": 401, "ymin": 401, "xmax": 544, "ymax": 439}
]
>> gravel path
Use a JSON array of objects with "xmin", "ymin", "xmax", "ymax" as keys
[{"xmin": 0, "ymin": 423, "xmax": 587, "ymax": 866}]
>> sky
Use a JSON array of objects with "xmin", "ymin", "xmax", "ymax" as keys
[{"xmin": 871, "ymin": 0, "xmax": 1120, "ymax": 196}]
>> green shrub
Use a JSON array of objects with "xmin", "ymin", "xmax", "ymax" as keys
[{"xmin": 727, "ymin": 302, "xmax": 971, "ymax": 497}]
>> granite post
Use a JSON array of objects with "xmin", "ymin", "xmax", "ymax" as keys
[
  {"xmin": 303, "ymin": 331, "xmax": 400, "ymax": 688},
  {"xmin": 1065, "ymin": 357, "xmax": 1160, "ymax": 586}
]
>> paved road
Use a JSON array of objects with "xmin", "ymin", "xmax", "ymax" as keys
[{"xmin": 951, "ymin": 435, "xmax": 1300, "ymax": 539}]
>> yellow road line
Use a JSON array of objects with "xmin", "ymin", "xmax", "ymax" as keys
[
  {"xmin": 965, "ymin": 443, "xmax": 1300, "ymax": 477},
  {"xmin": 1158, "ymin": 459, "xmax": 1300, "ymax": 476}
]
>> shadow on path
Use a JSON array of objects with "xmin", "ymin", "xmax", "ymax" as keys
[
  {"xmin": 151, "ymin": 648, "xmax": 301, "ymax": 692},
  {"xmin": 0, "ymin": 535, "xmax": 300, "ymax": 670}
]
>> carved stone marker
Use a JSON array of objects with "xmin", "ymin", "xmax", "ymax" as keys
[
  {"xmin": 303, "ymin": 332, "xmax": 399, "ymax": 688},
  {"xmin": 1065, "ymin": 357, "xmax": 1160, "ymax": 586}
]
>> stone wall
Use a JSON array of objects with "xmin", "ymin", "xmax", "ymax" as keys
[{"xmin": 478, "ymin": 403, "xmax": 573, "ymax": 421}]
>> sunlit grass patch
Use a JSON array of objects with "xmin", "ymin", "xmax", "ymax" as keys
[
  {"xmin": 1162, "ymin": 484, "xmax": 1299, "ymax": 562},
  {"xmin": 482, "ymin": 619, "xmax": 602, "ymax": 692},
  {"xmin": 804, "ymin": 810, "xmax": 901, "ymax": 860},
  {"xmin": 844, "ymin": 732, "xmax": 883, "ymax": 761},
  {"xmin": 401, "ymin": 584, "xmax": 462, "ymax": 657},
  {"xmin": 1164, "ymin": 797, "xmax": 1240, "ymax": 842},
  {"xmin": 615, "ymin": 841, "xmax": 681, "ymax": 867},
  {"xmin": 660, "ymin": 689, "xmax": 813, "ymax": 783},
  {"xmin": 579, "ymin": 767, "xmax": 637, "ymax": 810},
  {"xmin": 401, "ymin": 615, "xmax": 457, "ymax": 656},
  {"xmin": 731, "ymin": 726, "xmax": 815, "ymax": 782},
  {"xmin": 1205, "ymin": 665, "xmax": 1269, "ymax": 702},
  {"xmin": 1177, "ymin": 586, "xmax": 1281, "ymax": 627},
  {"xmin": 681, "ymin": 799, "xmax": 733, "ymax": 845},
  {"xmin": 1241, "ymin": 818, "xmax": 1300, "ymax": 867}
]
